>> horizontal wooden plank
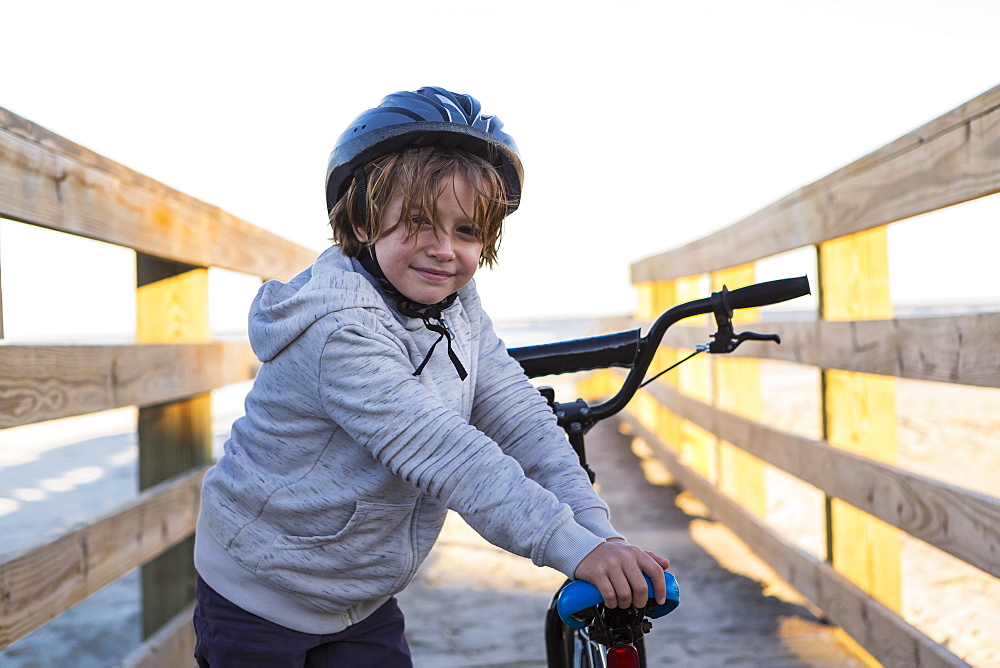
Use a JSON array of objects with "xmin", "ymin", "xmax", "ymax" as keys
[
  {"xmin": 619, "ymin": 411, "xmax": 967, "ymax": 667},
  {"xmin": 0, "ymin": 467, "xmax": 206, "ymax": 650},
  {"xmin": 632, "ymin": 84, "xmax": 1000, "ymax": 281},
  {"xmin": 659, "ymin": 313, "xmax": 1000, "ymax": 388},
  {"xmin": 638, "ymin": 379, "xmax": 1000, "ymax": 579},
  {"xmin": 0, "ymin": 106, "xmax": 316, "ymax": 280},
  {"xmin": 121, "ymin": 602, "xmax": 196, "ymax": 668},
  {"xmin": 0, "ymin": 342, "xmax": 259, "ymax": 428}
]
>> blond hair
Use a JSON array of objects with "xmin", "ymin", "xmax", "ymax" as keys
[{"xmin": 329, "ymin": 147, "xmax": 513, "ymax": 268}]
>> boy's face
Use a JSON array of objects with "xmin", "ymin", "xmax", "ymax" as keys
[{"xmin": 360, "ymin": 173, "xmax": 484, "ymax": 305}]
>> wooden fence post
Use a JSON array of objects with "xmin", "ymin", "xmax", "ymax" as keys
[
  {"xmin": 818, "ymin": 228, "xmax": 901, "ymax": 611},
  {"xmin": 674, "ymin": 276, "xmax": 714, "ymax": 479},
  {"xmin": 639, "ymin": 279, "xmax": 683, "ymax": 457},
  {"xmin": 136, "ymin": 254, "xmax": 212, "ymax": 638},
  {"xmin": 711, "ymin": 264, "xmax": 766, "ymax": 518},
  {"xmin": 1, "ymin": 226, "xmax": 5, "ymax": 339}
]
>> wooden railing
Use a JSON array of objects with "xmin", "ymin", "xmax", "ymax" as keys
[
  {"xmin": 3, "ymin": 84, "xmax": 998, "ymax": 665},
  {"xmin": 579, "ymin": 84, "xmax": 1000, "ymax": 667},
  {"xmin": 0, "ymin": 106, "xmax": 316, "ymax": 665}
]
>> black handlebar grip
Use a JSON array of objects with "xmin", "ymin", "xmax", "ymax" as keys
[
  {"xmin": 509, "ymin": 329, "xmax": 642, "ymax": 378},
  {"xmin": 726, "ymin": 276, "xmax": 811, "ymax": 310}
]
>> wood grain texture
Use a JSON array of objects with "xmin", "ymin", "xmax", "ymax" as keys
[
  {"xmin": 0, "ymin": 106, "xmax": 316, "ymax": 281},
  {"xmin": 632, "ymin": 84, "xmax": 1000, "ymax": 282},
  {"xmin": 673, "ymin": 277, "xmax": 714, "ymax": 478},
  {"xmin": 0, "ymin": 468, "xmax": 206, "ymax": 650},
  {"xmin": 711, "ymin": 265, "xmax": 766, "ymax": 517},
  {"xmin": 121, "ymin": 603, "xmax": 196, "ymax": 668},
  {"xmin": 0, "ymin": 342, "xmax": 258, "ymax": 428},
  {"xmin": 658, "ymin": 313, "xmax": 1000, "ymax": 389},
  {"xmin": 619, "ymin": 410, "xmax": 968, "ymax": 668},
  {"xmin": 636, "ymin": 378, "xmax": 1000, "ymax": 579},
  {"xmin": 135, "ymin": 258, "xmax": 213, "ymax": 638},
  {"xmin": 819, "ymin": 227, "xmax": 900, "ymax": 608},
  {"xmin": 0, "ymin": 258, "xmax": 5, "ymax": 340}
]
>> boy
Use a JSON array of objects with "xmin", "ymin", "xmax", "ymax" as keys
[{"xmin": 193, "ymin": 86, "xmax": 670, "ymax": 666}]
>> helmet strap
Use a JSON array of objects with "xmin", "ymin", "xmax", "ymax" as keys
[{"xmin": 354, "ymin": 166, "xmax": 371, "ymax": 241}]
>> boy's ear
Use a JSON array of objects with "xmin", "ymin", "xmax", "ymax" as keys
[{"xmin": 353, "ymin": 225, "xmax": 369, "ymax": 244}]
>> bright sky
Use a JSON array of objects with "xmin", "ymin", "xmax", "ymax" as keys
[{"xmin": 1, "ymin": 0, "xmax": 999, "ymax": 339}]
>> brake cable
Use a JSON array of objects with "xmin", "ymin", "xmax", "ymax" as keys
[
  {"xmin": 638, "ymin": 348, "xmax": 705, "ymax": 389},
  {"xmin": 639, "ymin": 285, "xmax": 784, "ymax": 390}
]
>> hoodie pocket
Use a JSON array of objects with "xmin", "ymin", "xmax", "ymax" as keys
[{"xmin": 255, "ymin": 500, "xmax": 418, "ymax": 611}]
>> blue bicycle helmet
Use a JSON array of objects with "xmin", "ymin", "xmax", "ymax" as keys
[{"xmin": 325, "ymin": 86, "xmax": 523, "ymax": 214}]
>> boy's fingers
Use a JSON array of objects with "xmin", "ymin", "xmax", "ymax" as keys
[
  {"xmin": 648, "ymin": 567, "xmax": 667, "ymax": 605},
  {"xmin": 596, "ymin": 574, "xmax": 620, "ymax": 608},
  {"xmin": 628, "ymin": 567, "xmax": 649, "ymax": 609},
  {"xmin": 608, "ymin": 569, "xmax": 633, "ymax": 609},
  {"xmin": 596, "ymin": 580, "xmax": 615, "ymax": 608},
  {"xmin": 646, "ymin": 550, "xmax": 671, "ymax": 569},
  {"xmin": 639, "ymin": 552, "xmax": 668, "ymax": 605},
  {"xmin": 577, "ymin": 542, "xmax": 673, "ymax": 608},
  {"xmin": 617, "ymin": 548, "xmax": 663, "ymax": 608}
]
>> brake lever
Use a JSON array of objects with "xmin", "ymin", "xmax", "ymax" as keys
[
  {"xmin": 706, "ymin": 330, "xmax": 781, "ymax": 354},
  {"xmin": 705, "ymin": 285, "xmax": 781, "ymax": 353}
]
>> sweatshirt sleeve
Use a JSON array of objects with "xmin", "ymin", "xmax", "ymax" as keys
[
  {"xmin": 469, "ymin": 314, "xmax": 623, "ymax": 542},
  {"xmin": 317, "ymin": 311, "xmax": 605, "ymax": 578}
]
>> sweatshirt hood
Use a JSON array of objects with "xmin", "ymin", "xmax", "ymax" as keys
[{"xmin": 249, "ymin": 246, "xmax": 383, "ymax": 362}]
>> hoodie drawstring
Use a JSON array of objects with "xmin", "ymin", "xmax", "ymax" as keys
[
  {"xmin": 396, "ymin": 299, "xmax": 468, "ymax": 381},
  {"xmin": 357, "ymin": 248, "xmax": 468, "ymax": 381}
]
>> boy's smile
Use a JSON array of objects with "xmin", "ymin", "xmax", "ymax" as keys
[{"xmin": 362, "ymin": 173, "xmax": 484, "ymax": 305}]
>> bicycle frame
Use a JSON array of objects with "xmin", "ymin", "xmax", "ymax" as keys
[{"xmin": 509, "ymin": 277, "xmax": 811, "ymax": 668}]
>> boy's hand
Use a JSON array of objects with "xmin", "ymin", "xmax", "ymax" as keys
[{"xmin": 574, "ymin": 538, "xmax": 671, "ymax": 609}]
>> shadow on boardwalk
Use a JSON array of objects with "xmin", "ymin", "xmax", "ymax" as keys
[{"xmin": 398, "ymin": 420, "xmax": 866, "ymax": 667}]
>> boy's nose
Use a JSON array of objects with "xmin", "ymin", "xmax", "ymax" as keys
[{"xmin": 428, "ymin": 234, "xmax": 455, "ymax": 259}]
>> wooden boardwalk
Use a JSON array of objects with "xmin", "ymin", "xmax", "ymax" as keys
[{"xmin": 399, "ymin": 419, "xmax": 868, "ymax": 667}]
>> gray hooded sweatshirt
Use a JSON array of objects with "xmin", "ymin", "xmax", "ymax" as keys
[{"xmin": 194, "ymin": 246, "xmax": 620, "ymax": 634}]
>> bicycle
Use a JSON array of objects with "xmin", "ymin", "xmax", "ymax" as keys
[{"xmin": 507, "ymin": 276, "xmax": 812, "ymax": 668}]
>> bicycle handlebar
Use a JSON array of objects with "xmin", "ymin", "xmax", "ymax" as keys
[
  {"xmin": 533, "ymin": 277, "xmax": 808, "ymax": 655},
  {"xmin": 509, "ymin": 329, "xmax": 642, "ymax": 378},
  {"xmin": 509, "ymin": 276, "xmax": 811, "ymax": 421},
  {"xmin": 726, "ymin": 276, "xmax": 811, "ymax": 310}
]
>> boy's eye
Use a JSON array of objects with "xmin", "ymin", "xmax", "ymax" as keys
[{"xmin": 457, "ymin": 225, "xmax": 479, "ymax": 238}]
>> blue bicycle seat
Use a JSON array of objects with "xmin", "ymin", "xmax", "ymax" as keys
[{"xmin": 557, "ymin": 571, "xmax": 680, "ymax": 629}]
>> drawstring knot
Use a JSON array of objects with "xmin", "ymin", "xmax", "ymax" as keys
[{"xmin": 396, "ymin": 299, "xmax": 468, "ymax": 381}]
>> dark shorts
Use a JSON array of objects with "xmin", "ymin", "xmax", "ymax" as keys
[{"xmin": 193, "ymin": 575, "xmax": 412, "ymax": 667}]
